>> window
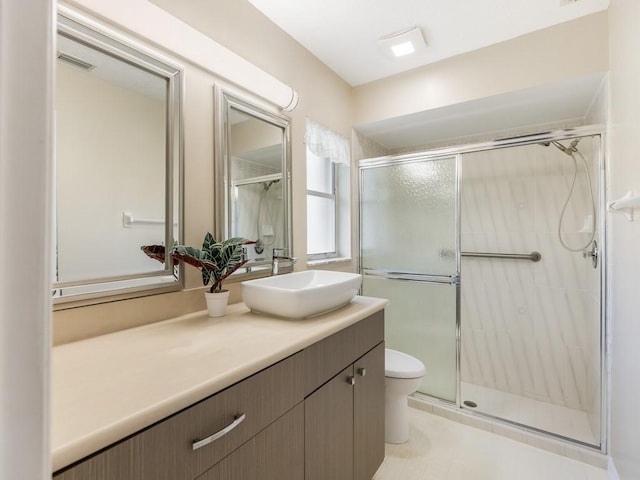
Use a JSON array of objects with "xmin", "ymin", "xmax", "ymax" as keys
[
  {"xmin": 305, "ymin": 118, "xmax": 350, "ymax": 262},
  {"xmin": 307, "ymin": 150, "xmax": 336, "ymax": 256}
]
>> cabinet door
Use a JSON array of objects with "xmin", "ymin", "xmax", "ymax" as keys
[
  {"xmin": 354, "ymin": 344, "xmax": 385, "ymax": 480},
  {"xmin": 305, "ymin": 365, "xmax": 354, "ymax": 480},
  {"xmin": 196, "ymin": 403, "xmax": 304, "ymax": 480},
  {"xmin": 303, "ymin": 311, "xmax": 384, "ymax": 397}
]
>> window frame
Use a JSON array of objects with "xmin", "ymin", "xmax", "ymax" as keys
[{"xmin": 306, "ymin": 153, "xmax": 339, "ymax": 261}]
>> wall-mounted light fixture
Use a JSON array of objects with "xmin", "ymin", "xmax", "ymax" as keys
[{"xmin": 378, "ymin": 26, "xmax": 427, "ymax": 58}]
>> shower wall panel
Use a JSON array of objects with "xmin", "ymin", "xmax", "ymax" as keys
[{"xmin": 460, "ymin": 141, "xmax": 598, "ymax": 416}]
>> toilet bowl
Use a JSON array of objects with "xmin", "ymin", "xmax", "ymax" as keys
[{"xmin": 384, "ymin": 348, "xmax": 426, "ymax": 444}]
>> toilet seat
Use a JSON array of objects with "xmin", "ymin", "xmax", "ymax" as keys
[{"xmin": 385, "ymin": 348, "xmax": 426, "ymax": 379}]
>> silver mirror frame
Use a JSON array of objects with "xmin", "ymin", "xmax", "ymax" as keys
[
  {"xmin": 53, "ymin": 10, "xmax": 184, "ymax": 308},
  {"xmin": 214, "ymin": 89, "xmax": 292, "ymax": 276}
]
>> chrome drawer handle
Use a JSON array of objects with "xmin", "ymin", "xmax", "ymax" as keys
[{"xmin": 192, "ymin": 413, "xmax": 246, "ymax": 451}]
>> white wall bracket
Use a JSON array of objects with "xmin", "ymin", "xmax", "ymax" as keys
[{"xmin": 608, "ymin": 191, "xmax": 640, "ymax": 221}]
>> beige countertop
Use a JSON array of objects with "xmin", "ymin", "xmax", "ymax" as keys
[{"xmin": 52, "ymin": 296, "xmax": 387, "ymax": 472}]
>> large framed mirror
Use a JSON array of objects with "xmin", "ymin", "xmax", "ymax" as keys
[
  {"xmin": 53, "ymin": 11, "xmax": 183, "ymax": 307},
  {"xmin": 216, "ymin": 91, "xmax": 292, "ymax": 275}
]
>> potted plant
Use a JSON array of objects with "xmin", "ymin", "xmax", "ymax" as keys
[{"xmin": 142, "ymin": 233, "xmax": 250, "ymax": 317}]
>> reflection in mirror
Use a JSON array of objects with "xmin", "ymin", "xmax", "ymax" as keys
[
  {"xmin": 218, "ymin": 93, "xmax": 291, "ymax": 274},
  {"xmin": 53, "ymin": 12, "xmax": 183, "ymax": 306}
]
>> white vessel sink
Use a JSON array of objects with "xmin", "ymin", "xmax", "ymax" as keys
[{"xmin": 241, "ymin": 270, "xmax": 362, "ymax": 319}]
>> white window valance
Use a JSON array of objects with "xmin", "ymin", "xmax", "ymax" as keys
[{"xmin": 305, "ymin": 117, "xmax": 350, "ymax": 165}]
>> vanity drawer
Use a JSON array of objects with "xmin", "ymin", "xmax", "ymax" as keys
[
  {"xmin": 303, "ymin": 310, "xmax": 384, "ymax": 396},
  {"xmin": 195, "ymin": 402, "xmax": 304, "ymax": 480},
  {"xmin": 54, "ymin": 351, "xmax": 304, "ymax": 480}
]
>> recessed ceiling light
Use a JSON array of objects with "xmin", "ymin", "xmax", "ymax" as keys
[
  {"xmin": 379, "ymin": 26, "xmax": 427, "ymax": 58},
  {"xmin": 391, "ymin": 41, "xmax": 415, "ymax": 57}
]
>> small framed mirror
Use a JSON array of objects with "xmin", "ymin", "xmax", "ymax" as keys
[
  {"xmin": 53, "ymin": 12, "xmax": 183, "ymax": 307},
  {"xmin": 216, "ymin": 91, "xmax": 292, "ymax": 274}
]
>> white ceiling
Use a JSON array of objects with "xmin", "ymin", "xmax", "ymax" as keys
[{"xmin": 248, "ymin": 0, "xmax": 610, "ymax": 86}]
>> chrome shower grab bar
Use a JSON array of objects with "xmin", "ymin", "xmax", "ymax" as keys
[{"xmin": 461, "ymin": 251, "xmax": 542, "ymax": 262}]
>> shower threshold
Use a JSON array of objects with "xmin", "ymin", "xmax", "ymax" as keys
[
  {"xmin": 460, "ymin": 382, "xmax": 597, "ymax": 445},
  {"xmin": 408, "ymin": 390, "xmax": 606, "ymax": 468}
]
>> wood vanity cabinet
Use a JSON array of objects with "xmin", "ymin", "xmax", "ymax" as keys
[
  {"xmin": 304, "ymin": 312, "xmax": 385, "ymax": 480},
  {"xmin": 53, "ymin": 311, "xmax": 385, "ymax": 480}
]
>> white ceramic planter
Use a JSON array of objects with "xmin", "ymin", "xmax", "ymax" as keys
[{"xmin": 204, "ymin": 290, "xmax": 230, "ymax": 317}]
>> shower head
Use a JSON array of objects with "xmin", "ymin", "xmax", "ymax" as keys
[
  {"xmin": 262, "ymin": 179, "xmax": 281, "ymax": 191},
  {"xmin": 554, "ymin": 139, "xmax": 580, "ymax": 156},
  {"xmin": 567, "ymin": 138, "xmax": 580, "ymax": 152},
  {"xmin": 539, "ymin": 138, "xmax": 581, "ymax": 156}
]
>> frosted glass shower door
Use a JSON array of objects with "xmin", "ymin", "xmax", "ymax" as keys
[
  {"xmin": 360, "ymin": 155, "xmax": 458, "ymax": 402},
  {"xmin": 362, "ymin": 275, "xmax": 457, "ymax": 400}
]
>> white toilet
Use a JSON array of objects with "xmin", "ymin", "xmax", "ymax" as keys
[{"xmin": 384, "ymin": 348, "xmax": 426, "ymax": 444}]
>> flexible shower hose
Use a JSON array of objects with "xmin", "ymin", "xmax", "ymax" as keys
[{"xmin": 557, "ymin": 146, "xmax": 597, "ymax": 252}]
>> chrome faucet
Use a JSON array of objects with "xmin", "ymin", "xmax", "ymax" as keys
[{"xmin": 271, "ymin": 248, "xmax": 297, "ymax": 275}]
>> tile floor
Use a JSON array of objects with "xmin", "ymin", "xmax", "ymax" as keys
[
  {"xmin": 372, "ymin": 408, "xmax": 608, "ymax": 480},
  {"xmin": 461, "ymin": 382, "xmax": 598, "ymax": 445}
]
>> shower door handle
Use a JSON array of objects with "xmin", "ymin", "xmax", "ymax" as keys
[
  {"xmin": 362, "ymin": 270, "xmax": 459, "ymax": 285},
  {"xmin": 385, "ymin": 274, "xmax": 458, "ymax": 285}
]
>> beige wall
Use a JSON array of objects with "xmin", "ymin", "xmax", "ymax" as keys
[
  {"xmin": 608, "ymin": 0, "xmax": 640, "ymax": 478},
  {"xmin": 150, "ymin": 0, "xmax": 354, "ymax": 135},
  {"xmin": 150, "ymin": 0, "xmax": 355, "ymax": 271},
  {"xmin": 353, "ymin": 12, "xmax": 609, "ymax": 127},
  {"xmin": 53, "ymin": 0, "xmax": 355, "ymax": 344}
]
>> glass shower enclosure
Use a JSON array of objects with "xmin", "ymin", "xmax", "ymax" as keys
[{"xmin": 359, "ymin": 129, "xmax": 605, "ymax": 450}]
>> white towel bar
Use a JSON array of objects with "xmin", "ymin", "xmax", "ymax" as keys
[{"xmin": 123, "ymin": 211, "xmax": 165, "ymax": 228}]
